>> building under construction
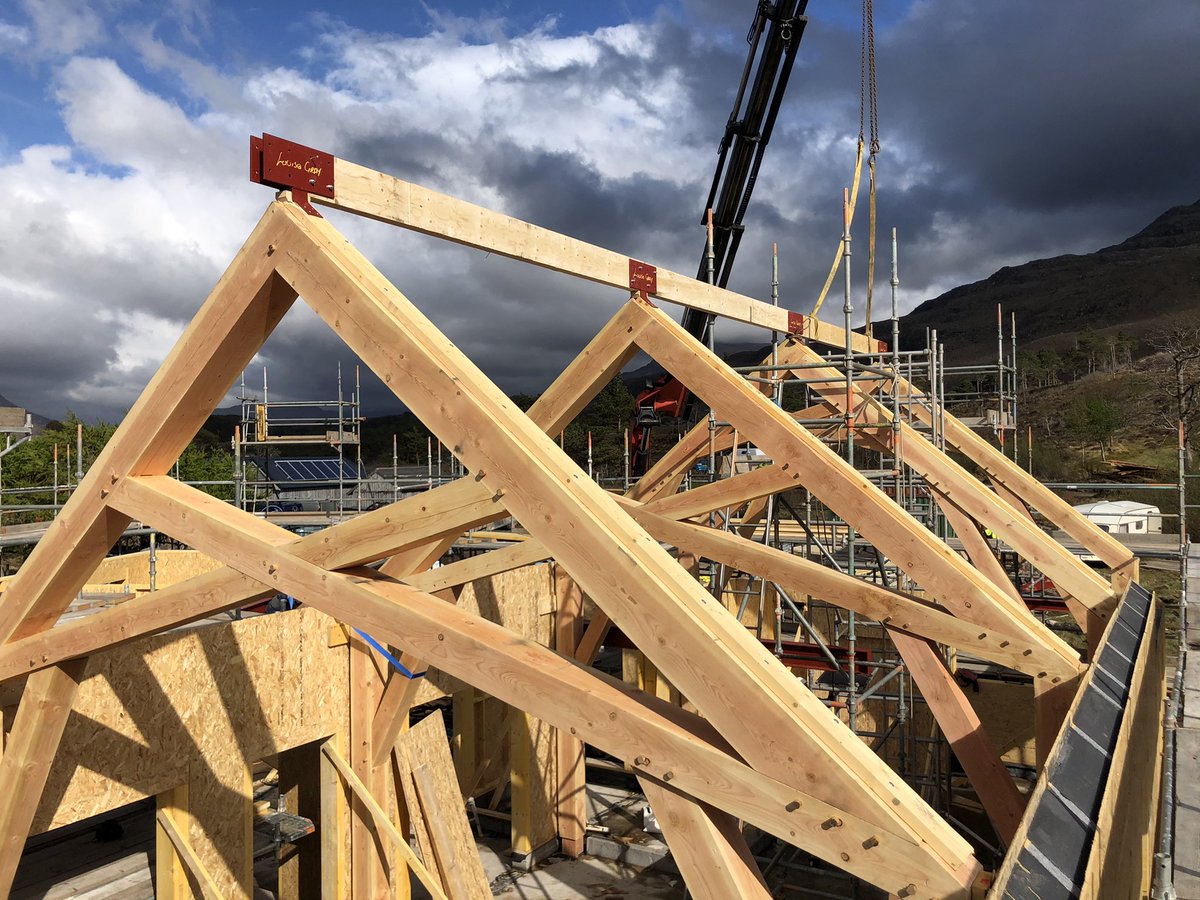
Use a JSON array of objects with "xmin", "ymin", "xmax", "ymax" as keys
[{"xmin": 0, "ymin": 6, "xmax": 1189, "ymax": 900}]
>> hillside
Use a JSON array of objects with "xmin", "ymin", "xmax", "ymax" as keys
[{"xmin": 895, "ymin": 199, "xmax": 1200, "ymax": 364}]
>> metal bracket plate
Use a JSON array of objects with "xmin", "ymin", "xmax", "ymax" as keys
[
  {"xmin": 628, "ymin": 259, "xmax": 657, "ymax": 295},
  {"xmin": 250, "ymin": 133, "xmax": 335, "ymax": 217},
  {"xmin": 787, "ymin": 311, "xmax": 805, "ymax": 335}
]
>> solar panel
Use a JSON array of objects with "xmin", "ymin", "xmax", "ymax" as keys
[{"xmin": 270, "ymin": 458, "xmax": 361, "ymax": 482}]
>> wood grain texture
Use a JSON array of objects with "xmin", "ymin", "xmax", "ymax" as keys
[
  {"xmin": 24, "ymin": 607, "xmax": 348, "ymax": 835},
  {"xmin": 395, "ymin": 712, "xmax": 490, "ymax": 900},
  {"xmin": 319, "ymin": 158, "xmax": 875, "ymax": 351},
  {"xmin": 0, "ymin": 661, "xmax": 87, "ymax": 896},
  {"xmin": 108, "ymin": 473, "xmax": 971, "ymax": 896},
  {"xmin": 887, "ymin": 631, "xmax": 1026, "ymax": 844},
  {"xmin": 630, "ymin": 301, "xmax": 1081, "ymax": 679},
  {"xmin": 622, "ymin": 500, "xmax": 1064, "ymax": 679},
  {"xmin": 897, "ymin": 378, "xmax": 1135, "ymax": 571},
  {"xmin": 155, "ymin": 783, "xmax": 191, "ymax": 900},
  {"xmin": 0, "ymin": 202, "xmax": 299, "ymax": 644},
  {"xmin": 322, "ymin": 742, "xmax": 448, "ymax": 900},
  {"xmin": 781, "ymin": 339, "xmax": 1113, "ymax": 610},
  {"xmin": 552, "ymin": 566, "xmax": 586, "ymax": 858},
  {"xmin": 268, "ymin": 205, "xmax": 971, "ymax": 871},
  {"xmin": 640, "ymin": 778, "xmax": 771, "ymax": 900},
  {"xmin": 155, "ymin": 806, "xmax": 225, "ymax": 900}
]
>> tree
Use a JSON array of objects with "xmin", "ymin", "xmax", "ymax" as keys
[
  {"xmin": 578, "ymin": 376, "xmax": 635, "ymax": 479},
  {"xmin": 1148, "ymin": 314, "xmax": 1200, "ymax": 456},
  {"xmin": 1064, "ymin": 326, "xmax": 1104, "ymax": 380},
  {"xmin": 1066, "ymin": 395, "xmax": 1122, "ymax": 460},
  {"xmin": 1036, "ymin": 349, "xmax": 1063, "ymax": 386}
]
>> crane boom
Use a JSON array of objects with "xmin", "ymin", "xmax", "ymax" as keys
[{"xmin": 631, "ymin": 1, "xmax": 809, "ymax": 475}]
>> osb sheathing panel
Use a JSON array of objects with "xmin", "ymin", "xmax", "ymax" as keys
[
  {"xmin": 413, "ymin": 563, "xmax": 555, "ymax": 704},
  {"xmin": 25, "ymin": 606, "xmax": 348, "ymax": 838},
  {"xmin": 513, "ymin": 602, "xmax": 557, "ymax": 853},
  {"xmin": 87, "ymin": 549, "xmax": 224, "ymax": 589},
  {"xmin": 965, "ymin": 678, "xmax": 1036, "ymax": 768}
]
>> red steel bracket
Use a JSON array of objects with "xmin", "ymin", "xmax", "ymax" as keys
[
  {"xmin": 628, "ymin": 259, "xmax": 657, "ymax": 296},
  {"xmin": 250, "ymin": 133, "xmax": 335, "ymax": 217},
  {"xmin": 787, "ymin": 310, "xmax": 805, "ymax": 335}
]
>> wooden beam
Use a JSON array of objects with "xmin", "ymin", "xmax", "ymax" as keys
[
  {"xmin": 349, "ymin": 634, "xmax": 390, "ymax": 898},
  {"xmin": 320, "ymin": 736, "xmax": 350, "ymax": 899},
  {"xmin": 630, "ymin": 401, "xmax": 841, "ymax": 504},
  {"xmin": 642, "ymin": 463, "xmax": 802, "ymax": 521},
  {"xmin": 155, "ymin": 807, "xmax": 225, "ymax": 900},
  {"xmin": 935, "ymin": 498, "xmax": 1025, "ymax": 605},
  {"xmin": 0, "ymin": 566, "xmax": 270, "ymax": 683},
  {"xmin": 896, "ymin": 379, "xmax": 1135, "ymax": 571},
  {"xmin": 621, "ymin": 501, "xmax": 1072, "ymax": 680},
  {"xmin": 0, "ymin": 660, "xmax": 87, "ymax": 896},
  {"xmin": 411, "ymin": 766, "xmax": 473, "ymax": 900},
  {"xmin": 321, "ymin": 742, "xmax": 450, "ymax": 900},
  {"xmin": 107, "ymin": 473, "xmax": 974, "ymax": 896},
  {"xmin": 271, "ymin": 205, "xmax": 972, "ymax": 869},
  {"xmin": 371, "ymin": 588, "xmax": 457, "ymax": 765},
  {"xmin": 395, "ymin": 711, "xmax": 491, "ymax": 900},
  {"xmin": 640, "ymin": 778, "xmax": 771, "ymax": 900},
  {"xmin": 404, "ymin": 541, "xmax": 550, "ymax": 593},
  {"xmin": 553, "ymin": 567, "xmax": 587, "ymax": 858},
  {"xmin": 887, "ymin": 631, "xmax": 1026, "ymax": 844},
  {"xmin": 318, "ymin": 158, "xmax": 876, "ymax": 352},
  {"xmin": 156, "ymin": 784, "xmax": 192, "ymax": 900},
  {"xmin": 629, "ymin": 301, "xmax": 1082, "ymax": 676},
  {"xmin": 378, "ymin": 299, "xmax": 649, "ymax": 578}
]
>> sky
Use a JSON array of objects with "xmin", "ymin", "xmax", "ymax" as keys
[{"xmin": 0, "ymin": 0, "xmax": 1197, "ymax": 423}]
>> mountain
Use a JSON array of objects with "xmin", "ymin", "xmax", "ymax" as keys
[{"xmin": 893, "ymin": 199, "xmax": 1200, "ymax": 364}]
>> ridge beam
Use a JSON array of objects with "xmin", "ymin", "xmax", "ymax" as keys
[{"xmin": 315, "ymin": 157, "xmax": 875, "ymax": 353}]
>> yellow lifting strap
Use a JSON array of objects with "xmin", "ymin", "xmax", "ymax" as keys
[
  {"xmin": 809, "ymin": 138, "xmax": 864, "ymax": 318},
  {"xmin": 865, "ymin": 153, "xmax": 877, "ymax": 338}
]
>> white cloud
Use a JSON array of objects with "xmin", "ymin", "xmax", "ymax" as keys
[
  {"xmin": 0, "ymin": 20, "xmax": 31, "ymax": 49},
  {"xmin": 17, "ymin": 0, "xmax": 106, "ymax": 58},
  {"xmin": 0, "ymin": 16, "xmax": 723, "ymax": 420}
]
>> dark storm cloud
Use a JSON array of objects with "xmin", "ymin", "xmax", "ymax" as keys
[
  {"xmin": 3, "ymin": 1, "xmax": 1197, "ymax": 423},
  {"xmin": 882, "ymin": 1, "xmax": 1200, "ymax": 213}
]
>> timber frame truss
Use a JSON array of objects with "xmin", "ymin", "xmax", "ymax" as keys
[{"xmin": 0, "ymin": 137, "xmax": 1142, "ymax": 898}]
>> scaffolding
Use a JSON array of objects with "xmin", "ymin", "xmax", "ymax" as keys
[
  {"xmin": 234, "ymin": 364, "xmax": 365, "ymax": 517},
  {"xmin": 573, "ymin": 227, "xmax": 1028, "ymax": 873}
]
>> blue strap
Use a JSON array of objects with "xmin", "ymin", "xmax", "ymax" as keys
[{"xmin": 353, "ymin": 628, "xmax": 427, "ymax": 680}]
